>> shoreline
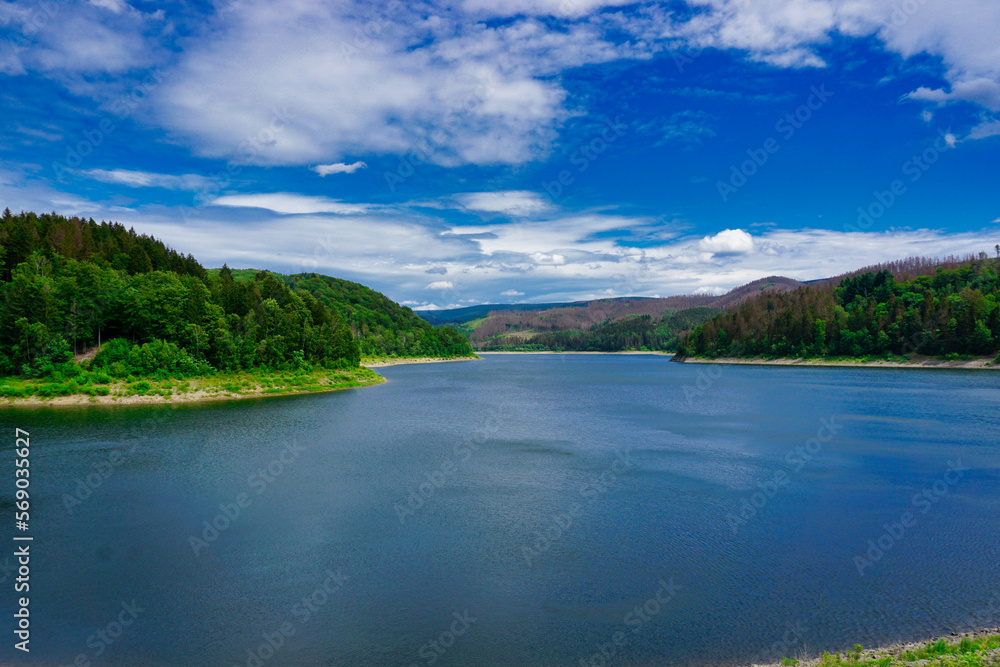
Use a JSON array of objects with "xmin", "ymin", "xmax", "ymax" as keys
[
  {"xmin": 2, "ymin": 355, "xmax": 482, "ymax": 408},
  {"xmin": 756, "ymin": 626, "xmax": 1000, "ymax": 667},
  {"xmin": 0, "ymin": 369, "xmax": 386, "ymax": 409},
  {"xmin": 362, "ymin": 355, "xmax": 481, "ymax": 368},
  {"xmin": 677, "ymin": 354, "xmax": 999, "ymax": 370},
  {"xmin": 476, "ymin": 350, "xmax": 671, "ymax": 356}
]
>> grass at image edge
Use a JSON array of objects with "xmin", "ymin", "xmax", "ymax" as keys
[{"xmin": 774, "ymin": 632, "xmax": 1000, "ymax": 667}]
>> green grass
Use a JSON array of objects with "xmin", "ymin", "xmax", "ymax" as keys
[
  {"xmin": 783, "ymin": 634, "xmax": 1000, "ymax": 667},
  {"xmin": 0, "ymin": 367, "xmax": 385, "ymax": 404}
]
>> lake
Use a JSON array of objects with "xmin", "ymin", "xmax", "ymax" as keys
[{"xmin": 2, "ymin": 354, "xmax": 999, "ymax": 666}]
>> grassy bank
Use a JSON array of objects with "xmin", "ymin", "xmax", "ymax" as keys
[
  {"xmin": 763, "ymin": 629, "xmax": 1000, "ymax": 667},
  {"xmin": 0, "ymin": 366, "xmax": 385, "ymax": 407}
]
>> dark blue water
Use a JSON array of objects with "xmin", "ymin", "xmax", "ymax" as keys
[{"xmin": 2, "ymin": 354, "xmax": 999, "ymax": 666}]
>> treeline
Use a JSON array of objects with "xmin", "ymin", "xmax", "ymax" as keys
[
  {"xmin": 678, "ymin": 257, "xmax": 1000, "ymax": 360},
  {"xmin": 0, "ymin": 208, "xmax": 205, "ymax": 281},
  {"xmin": 479, "ymin": 307, "xmax": 720, "ymax": 352},
  {"xmin": 286, "ymin": 273, "xmax": 472, "ymax": 358},
  {"xmin": 0, "ymin": 210, "xmax": 471, "ymax": 380}
]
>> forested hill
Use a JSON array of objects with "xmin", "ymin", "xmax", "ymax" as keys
[
  {"xmin": 0, "ymin": 210, "xmax": 471, "ymax": 380},
  {"xmin": 209, "ymin": 270, "xmax": 473, "ymax": 358},
  {"xmin": 676, "ymin": 255, "xmax": 1000, "ymax": 361}
]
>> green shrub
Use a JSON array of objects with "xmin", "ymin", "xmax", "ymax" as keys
[
  {"xmin": 35, "ymin": 383, "xmax": 73, "ymax": 397},
  {"xmin": 130, "ymin": 381, "xmax": 152, "ymax": 395}
]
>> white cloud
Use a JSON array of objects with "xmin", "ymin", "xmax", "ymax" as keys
[
  {"xmin": 530, "ymin": 252, "xmax": 567, "ymax": 264},
  {"xmin": 461, "ymin": 0, "xmax": 643, "ymax": 18},
  {"xmin": 992, "ymin": 217, "xmax": 1000, "ymax": 223},
  {"xmin": 457, "ymin": 190, "xmax": 553, "ymax": 216},
  {"xmin": 968, "ymin": 120, "xmax": 1000, "ymax": 141},
  {"xmin": 501, "ymin": 289, "xmax": 525, "ymax": 296},
  {"xmin": 210, "ymin": 193, "xmax": 370, "ymax": 215},
  {"xmin": 89, "ymin": 0, "xmax": 127, "ymax": 13},
  {"xmin": 80, "ymin": 169, "xmax": 213, "ymax": 191},
  {"xmin": 150, "ymin": 2, "xmax": 589, "ymax": 166},
  {"xmin": 312, "ymin": 162, "xmax": 368, "ymax": 176},
  {"xmin": 698, "ymin": 228, "xmax": 755, "ymax": 255},
  {"xmin": 907, "ymin": 79, "xmax": 1000, "ymax": 111},
  {"xmin": 44, "ymin": 183, "xmax": 997, "ymax": 307}
]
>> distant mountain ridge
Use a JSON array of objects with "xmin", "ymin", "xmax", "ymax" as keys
[{"xmin": 419, "ymin": 277, "xmax": 805, "ymax": 352}]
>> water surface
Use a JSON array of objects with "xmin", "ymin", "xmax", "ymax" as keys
[{"xmin": 2, "ymin": 354, "xmax": 998, "ymax": 666}]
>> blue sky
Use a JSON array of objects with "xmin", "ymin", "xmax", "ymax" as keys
[{"xmin": 1, "ymin": 0, "xmax": 998, "ymax": 309}]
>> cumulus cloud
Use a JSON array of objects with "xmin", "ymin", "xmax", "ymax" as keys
[
  {"xmin": 312, "ymin": 162, "xmax": 368, "ymax": 176},
  {"xmin": 12, "ymin": 0, "xmax": 1000, "ymax": 161},
  {"xmin": 426, "ymin": 281, "xmax": 455, "ymax": 290},
  {"xmin": 698, "ymin": 228, "xmax": 755, "ymax": 255},
  {"xmin": 501, "ymin": 289, "xmax": 525, "ymax": 296},
  {"xmin": 149, "ymin": 1, "xmax": 591, "ymax": 166}
]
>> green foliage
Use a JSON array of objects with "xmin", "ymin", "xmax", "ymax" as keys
[
  {"xmin": 679, "ymin": 259, "xmax": 1000, "ymax": 360},
  {"xmin": 1, "ymin": 211, "xmax": 474, "ymax": 382},
  {"xmin": 283, "ymin": 272, "xmax": 473, "ymax": 358},
  {"xmin": 809, "ymin": 633, "xmax": 1000, "ymax": 667}
]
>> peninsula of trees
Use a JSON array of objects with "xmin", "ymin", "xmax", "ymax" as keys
[{"xmin": 0, "ymin": 209, "xmax": 473, "ymax": 401}]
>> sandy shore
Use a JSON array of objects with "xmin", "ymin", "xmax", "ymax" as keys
[
  {"xmin": 678, "ymin": 354, "xmax": 998, "ymax": 370},
  {"xmin": 362, "ymin": 355, "xmax": 481, "ymax": 367}
]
